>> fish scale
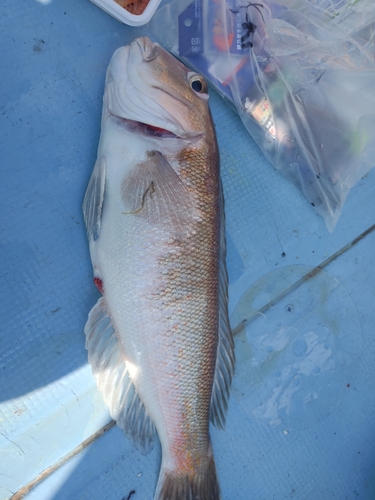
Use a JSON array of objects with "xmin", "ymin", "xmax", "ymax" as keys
[{"xmin": 82, "ymin": 37, "xmax": 234, "ymax": 500}]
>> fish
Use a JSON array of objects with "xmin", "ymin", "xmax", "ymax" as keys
[{"xmin": 82, "ymin": 36, "xmax": 235, "ymax": 500}]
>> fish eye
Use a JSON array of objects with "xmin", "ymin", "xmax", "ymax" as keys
[
  {"xmin": 188, "ymin": 73, "xmax": 207, "ymax": 94},
  {"xmin": 191, "ymin": 79, "xmax": 203, "ymax": 92}
]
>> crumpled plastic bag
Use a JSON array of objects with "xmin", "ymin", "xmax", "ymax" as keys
[{"xmin": 148, "ymin": 0, "xmax": 375, "ymax": 230}]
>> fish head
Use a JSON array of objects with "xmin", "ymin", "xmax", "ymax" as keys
[{"xmin": 104, "ymin": 37, "xmax": 212, "ymax": 140}]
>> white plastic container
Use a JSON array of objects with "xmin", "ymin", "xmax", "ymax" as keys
[{"xmin": 89, "ymin": 0, "xmax": 162, "ymax": 27}]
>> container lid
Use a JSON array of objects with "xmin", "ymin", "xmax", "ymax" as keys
[{"xmin": 89, "ymin": 0, "xmax": 161, "ymax": 27}]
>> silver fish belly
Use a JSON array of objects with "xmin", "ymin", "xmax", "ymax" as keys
[{"xmin": 83, "ymin": 37, "xmax": 235, "ymax": 500}]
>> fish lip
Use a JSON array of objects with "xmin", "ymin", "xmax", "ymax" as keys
[{"xmin": 132, "ymin": 36, "xmax": 159, "ymax": 63}]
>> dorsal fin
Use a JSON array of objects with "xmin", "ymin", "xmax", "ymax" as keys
[
  {"xmin": 84, "ymin": 297, "xmax": 156, "ymax": 453},
  {"xmin": 210, "ymin": 186, "xmax": 235, "ymax": 429}
]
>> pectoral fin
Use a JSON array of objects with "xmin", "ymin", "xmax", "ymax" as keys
[{"xmin": 121, "ymin": 151, "xmax": 199, "ymax": 238}]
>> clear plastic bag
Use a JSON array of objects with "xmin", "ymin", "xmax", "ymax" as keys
[{"xmin": 148, "ymin": 0, "xmax": 375, "ymax": 230}]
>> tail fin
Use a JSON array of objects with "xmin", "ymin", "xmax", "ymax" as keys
[{"xmin": 155, "ymin": 456, "xmax": 221, "ymax": 500}]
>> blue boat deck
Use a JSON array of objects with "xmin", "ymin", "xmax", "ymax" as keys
[{"xmin": 1, "ymin": 1, "xmax": 374, "ymax": 499}]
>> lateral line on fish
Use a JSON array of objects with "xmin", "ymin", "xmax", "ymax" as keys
[
  {"xmin": 232, "ymin": 222, "xmax": 375, "ymax": 336},
  {"xmin": 10, "ymin": 421, "xmax": 116, "ymax": 500}
]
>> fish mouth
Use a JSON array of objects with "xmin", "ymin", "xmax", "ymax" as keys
[{"xmin": 132, "ymin": 37, "xmax": 159, "ymax": 62}]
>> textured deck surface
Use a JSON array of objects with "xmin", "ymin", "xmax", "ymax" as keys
[{"xmin": 1, "ymin": 1, "xmax": 374, "ymax": 499}]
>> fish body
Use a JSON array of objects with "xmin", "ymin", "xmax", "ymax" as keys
[{"xmin": 83, "ymin": 37, "xmax": 234, "ymax": 500}]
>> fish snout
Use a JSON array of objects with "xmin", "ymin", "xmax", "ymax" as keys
[{"xmin": 133, "ymin": 36, "xmax": 158, "ymax": 62}]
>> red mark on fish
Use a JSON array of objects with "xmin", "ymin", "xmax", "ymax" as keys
[{"xmin": 94, "ymin": 277, "xmax": 104, "ymax": 294}]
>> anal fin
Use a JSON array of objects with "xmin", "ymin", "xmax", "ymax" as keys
[{"xmin": 84, "ymin": 297, "xmax": 156, "ymax": 453}]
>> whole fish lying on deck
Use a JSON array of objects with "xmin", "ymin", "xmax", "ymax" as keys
[{"xmin": 83, "ymin": 36, "xmax": 235, "ymax": 500}]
